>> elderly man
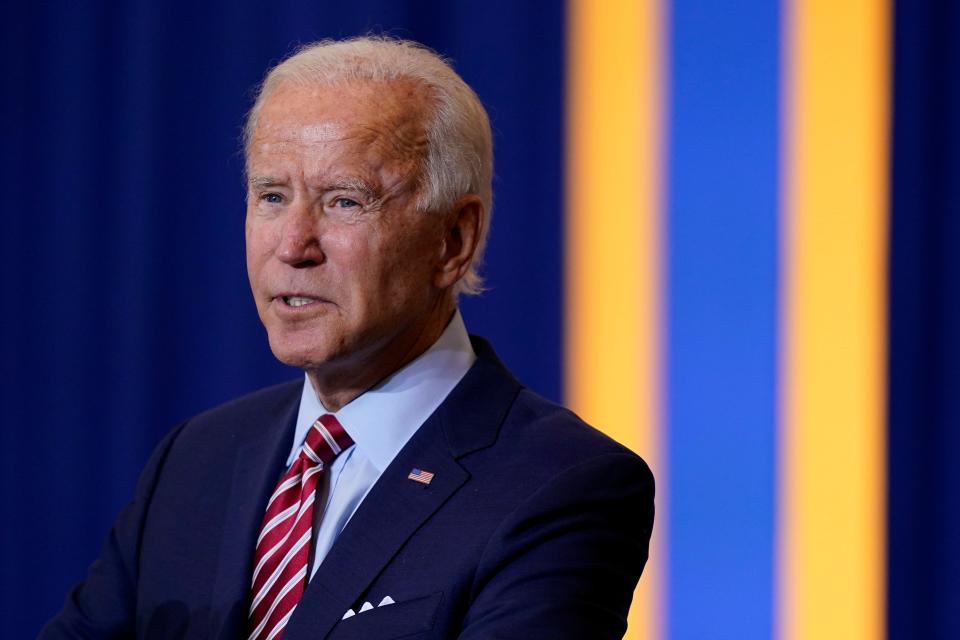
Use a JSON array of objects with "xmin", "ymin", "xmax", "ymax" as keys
[{"xmin": 42, "ymin": 37, "xmax": 654, "ymax": 640}]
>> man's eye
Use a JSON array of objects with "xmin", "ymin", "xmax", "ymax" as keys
[
  {"xmin": 261, "ymin": 192, "xmax": 283, "ymax": 204},
  {"xmin": 332, "ymin": 197, "xmax": 360, "ymax": 209}
]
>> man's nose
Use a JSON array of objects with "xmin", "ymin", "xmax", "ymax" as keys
[{"xmin": 276, "ymin": 204, "xmax": 324, "ymax": 266}]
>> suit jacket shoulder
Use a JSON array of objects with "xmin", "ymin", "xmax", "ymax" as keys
[
  {"xmin": 172, "ymin": 379, "xmax": 302, "ymax": 449},
  {"xmin": 499, "ymin": 384, "xmax": 650, "ymax": 474},
  {"xmin": 39, "ymin": 379, "xmax": 305, "ymax": 640}
]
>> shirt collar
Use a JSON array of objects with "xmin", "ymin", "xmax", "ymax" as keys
[{"xmin": 290, "ymin": 310, "xmax": 476, "ymax": 470}]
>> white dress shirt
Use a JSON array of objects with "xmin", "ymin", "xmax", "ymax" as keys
[{"xmin": 286, "ymin": 310, "xmax": 476, "ymax": 580}]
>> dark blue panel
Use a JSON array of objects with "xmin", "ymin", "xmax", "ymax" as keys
[
  {"xmin": 888, "ymin": 1, "xmax": 960, "ymax": 638},
  {"xmin": 0, "ymin": 1, "xmax": 563, "ymax": 635},
  {"xmin": 667, "ymin": 1, "xmax": 780, "ymax": 638}
]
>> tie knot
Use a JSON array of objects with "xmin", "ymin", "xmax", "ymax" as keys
[{"xmin": 301, "ymin": 414, "xmax": 353, "ymax": 468}]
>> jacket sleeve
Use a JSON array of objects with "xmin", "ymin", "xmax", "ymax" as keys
[
  {"xmin": 459, "ymin": 452, "xmax": 655, "ymax": 640},
  {"xmin": 38, "ymin": 423, "xmax": 187, "ymax": 639}
]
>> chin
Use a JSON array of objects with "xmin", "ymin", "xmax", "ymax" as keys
[{"xmin": 266, "ymin": 331, "xmax": 338, "ymax": 370}]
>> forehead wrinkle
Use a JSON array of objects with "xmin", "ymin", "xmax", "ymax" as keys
[
  {"xmin": 251, "ymin": 124, "xmax": 415, "ymax": 166},
  {"xmin": 249, "ymin": 122, "xmax": 354, "ymax": 158}
]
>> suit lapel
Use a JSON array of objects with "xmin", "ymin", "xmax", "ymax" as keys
[
  {"xmin": 284, "ymin": 427, "xmax": 468, "ymax": 639},
  {"xmin": 283, "ymin": 338, "xmax": 522, "ymax": 639},
  {"xmin": 210, "ymin": 383, "xmax": 301, "ymax": 638}
]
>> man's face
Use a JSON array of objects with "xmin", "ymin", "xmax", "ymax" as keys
[{"xmin": 245, "ymin": 79, "xmax": 447, "ymax": 375}]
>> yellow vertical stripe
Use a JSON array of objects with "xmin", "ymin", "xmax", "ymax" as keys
[
  {"xmin": 566, "ymin": 1, "xmax": 665, "ymax": 639},
  {"xmin": 779, "ymin": 1, "xmax": 889, "ymax": 639}
]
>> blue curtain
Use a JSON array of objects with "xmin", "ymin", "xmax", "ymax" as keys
[
  {"xmin": 888, "ymin": 0, "xmax": 960, "ymax": 637},
  {"xmin": 0, "ymin": 2, "xmax": 564, "ymax": 636}
]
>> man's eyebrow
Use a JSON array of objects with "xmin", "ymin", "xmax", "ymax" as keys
[
  {"xmin": 324, "ymin": 177, "xmax": 379, "ymax": 199},
  {"xmin": 248, "ymin": 176, "xmax": 285, "ymax": 188},
  {"xmin": 247, "ymin": 175, "xmax": 382, "ymax": 199}
]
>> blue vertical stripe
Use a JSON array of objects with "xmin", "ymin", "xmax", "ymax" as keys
[
  {"xmin": 888, "ymin": 0, "xmax": 960, "ymax": 637},
  {"xmin": 666, "ymin": 1, "xmax": 780, "ymax": 638}
]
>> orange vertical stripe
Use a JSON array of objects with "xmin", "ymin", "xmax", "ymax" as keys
[
  {"xmin": 566, "ymin": 1, "xmax": 665, "ymax": 639},
  {"xmin": 778, "ymin": 1, "xmax": 890, "ymax": 639}
]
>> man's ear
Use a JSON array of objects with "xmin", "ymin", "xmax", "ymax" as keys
[{"xmin": 435, "ymin": 195, "xmax": 484, "ymax": 290}]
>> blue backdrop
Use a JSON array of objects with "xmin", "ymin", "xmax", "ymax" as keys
[
  {"xmin": 888, "ymin": 0, "xmax": 960, "ymax": 637},
  {"xmin": 0, "ymin": 2, "xmax": 564, "ymax": 636}
]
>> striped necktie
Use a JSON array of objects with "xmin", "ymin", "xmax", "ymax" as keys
[{"xmin": 248, "ymin": 414, "xmax": 354, "ymax": 640}]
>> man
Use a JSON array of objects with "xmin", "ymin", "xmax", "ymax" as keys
[{"xmin": 42, "ymin": 37, "xmax": 654, "ymax": 640}]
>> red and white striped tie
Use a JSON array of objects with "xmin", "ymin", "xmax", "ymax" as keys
[{"xmin": 248, "ymin": 414, "xmax": 353, "ymax": 640}]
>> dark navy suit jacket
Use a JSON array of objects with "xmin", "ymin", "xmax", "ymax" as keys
[{"xmin": 41, "ymin": 338, "xmax": 654, "ymax": 639}]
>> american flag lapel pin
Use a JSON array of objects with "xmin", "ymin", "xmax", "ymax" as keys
[{"xmin": 407, "ymin": 468, "xmax": 435, "ymax": 485}]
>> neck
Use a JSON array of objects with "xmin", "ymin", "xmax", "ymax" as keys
[{"xmin": 306, "ymin": 296, "xmax": 457, "ymax": 412}]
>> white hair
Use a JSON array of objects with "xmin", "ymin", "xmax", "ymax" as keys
[{"xmin": 244, "ymin": 36, "xmax": 493, "ymax": 296}]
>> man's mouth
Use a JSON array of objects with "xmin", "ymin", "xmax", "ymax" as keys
[{"xmin": 281, "ymin": 295, "xmax": 319, "ymax": 307}]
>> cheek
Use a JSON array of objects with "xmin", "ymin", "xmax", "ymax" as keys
[
  {"xmin": 325, "ymin": 235, "xmax": 405, "ymax": 313},
  {"xmin": 325, "ymin": 227, "xmax": 381, "ymax": 274},
  {"xmin": 245, "ymin": 219, "xmax": 280, "ymax": 273},
  {"xmin": 376, "ymin": 240, "xmax": 439, "ymax": 301}
]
